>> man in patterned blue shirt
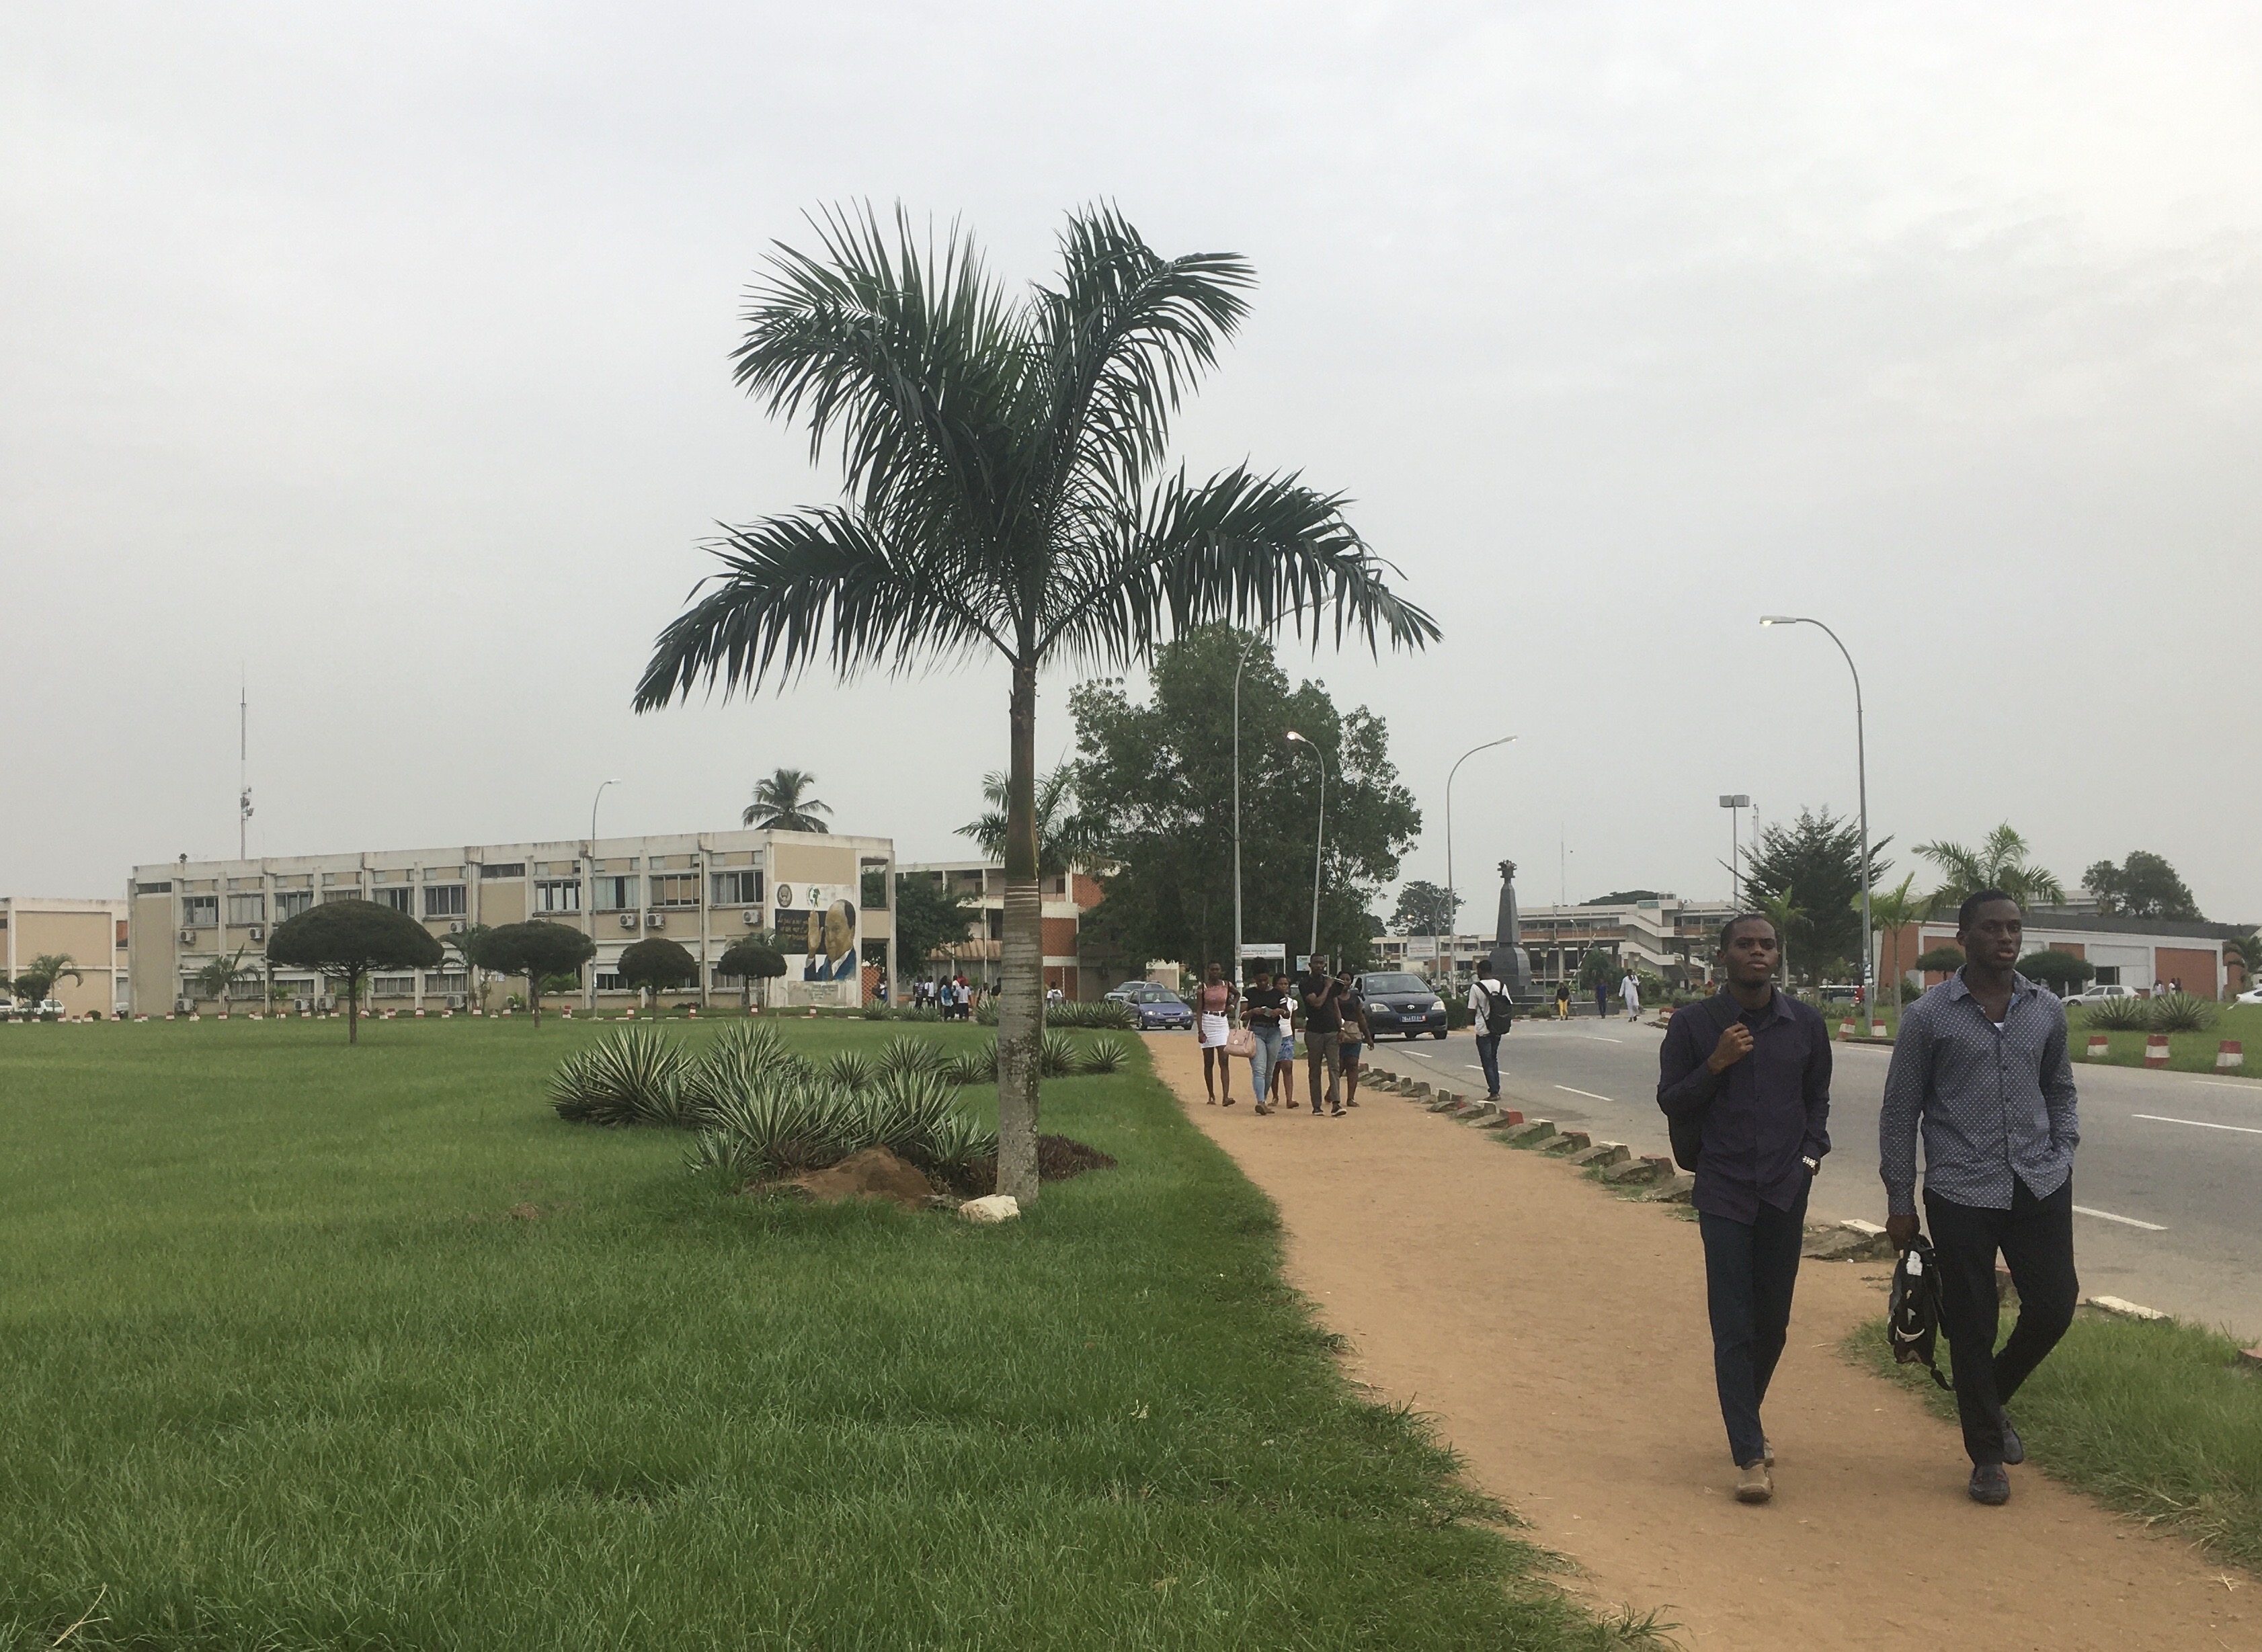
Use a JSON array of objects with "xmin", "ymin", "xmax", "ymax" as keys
[{"xmin": 1881, "ymin": 889, "xmax": 2080, "ymax": 1507}]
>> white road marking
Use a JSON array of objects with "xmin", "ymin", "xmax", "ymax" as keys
[
  {"xmin": 2132, "ymin": 1114, "xmax": 2262, "ymax": 1136},
  {"xmin": 1555, "ymin": 1084, "xmax": 1613, "ymax": 1103},
  {"xmin": 2196, "ymin": 1080, "xmax": 2259, "ymax": 1091},
  {"xmin": 2073, "ymin": 1205, "xmax": 2168, "ymax": 1231}
]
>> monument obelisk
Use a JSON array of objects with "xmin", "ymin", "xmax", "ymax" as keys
[{"xmin": 1488, "ymin": 860, "xmax": 1536, "ymax": 1001}]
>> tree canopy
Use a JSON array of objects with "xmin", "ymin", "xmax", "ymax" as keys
[
  {"xmin": 268, "ymin": 900, "xmax": 444, "ymax": 1044},
  {"xmin": 2019, "ymin": 949, "xmax": 2096, "ymax": 993},
  {"xmin": 1584, "ymin": 889, "xmax": 1660, "ymax": 906},
  {"xmin": 1390, "ymin": 880, "xmax": 1461, "ymax": 937},
  {"xmin": 1577, "ymin": 946, "xmax": 1624, "ymax": 991},
  {"xmin": 893, "ymin": 873, "xmax": 977, "ymax": 970},
  {"xmin": 958, "ymin": 766, "xmax": 1098, "ymax": 876},
  {"xmin": 743, "ymin": 767, "xmax": 833, "ymax": 832},
  {"xmin": 479, "ymin": 921, "xmax": 596, "ymax": 1028},
  {"xmin": 1740, "ymin": 809, "xmax": 1892, "ymax": 981},
  {"xmin": 1914, "ymin": 944, "xmax": 1966, "ymax": 974},
  {"xmin": 12, "ymin": 952, "xmax": 82, "ymax": 1005},
  {"xmin": 1914, "ymin": 824, "xmax": 2062, "ymax": 914},
  {"xmin": 2080, "ymin": 851, "xmax": 2200, "ymax": 921},
  {"xmin": 1069, "ymin": 628, "xmax": 1421, "ymax": 977},
  {"xmin": 616, "ymin": 936, "xmax": 699, "ymax": 999}
]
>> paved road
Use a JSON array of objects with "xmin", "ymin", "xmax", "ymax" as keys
[{"xmin": 1346, "ymin": 1018, "xmax": 2262, "ymax": 1339}]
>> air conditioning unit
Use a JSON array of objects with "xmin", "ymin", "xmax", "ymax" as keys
[
  {"xmin": 618, "ymin": 913, "xmax": 638, "ymax": 930},
  {"xmin": 248, "ymin": 925, "xmax": 265, "ymax": 941},
  {"xmin": 645, "ymin": 912, "xmax": 665, "ymax": 930},
  {"xmin": 448, "ymin": 921, "xmax": 465, "ymax": 934},
  {"xmin": 741, "ymin": 908, "xmax": 760, "ymax": 926},
  {"xmin": 179, "ymin": 928, "xmax": 196, "ymax": 944}
]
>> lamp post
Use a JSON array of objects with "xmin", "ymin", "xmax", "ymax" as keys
[
  {"xmin": 1285, "ymin": 730, "xmax": 1328, "ymax": 959},
  {"xmin": 1761, "ymin": 616, "xmax": 1872, "ymax": 1019},
  {"xmin": 1231, "ymin": 632, "xmax": 1268, "ymax": 994},
  {"xmin": 1445, "ymin": 736, "xmax": 1517, "ymax": 965},
  {"xmin": 1718, "ymin": 794, "xmax": 1750, "ymax": 904},
  {"xmin": 590, "ymin": 778, "xmax": 622, "ymax": 845}
]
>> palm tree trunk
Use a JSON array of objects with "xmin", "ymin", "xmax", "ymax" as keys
[{"xmin": 996, "ymin": 655, "xmax": 1043, "ymax": 1204}]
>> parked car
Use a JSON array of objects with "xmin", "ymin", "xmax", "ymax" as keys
[
  {"xmin": 1354, "ymin": 971, "xmax": 1449, "ymax": 1039},
  {"xmin": 2236, "ymin": 986, "xmax": 2262, "ymax": 1005},
  {"xmin": 2063, "ymin": 983, "xmax": 2141, "ymax": 1006},
  {"xmin": 1113, "ymin": 983, "xmax": 1195, "ymax": 1030}
]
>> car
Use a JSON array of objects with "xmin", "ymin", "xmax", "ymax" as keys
[
  {"xmin": 2236, "ymin": 986, "xmax": 2262, "ymax": 1006},
  {"xmin": 1353, "ymin": 970, "xmax": 1449, "ymax": 1039},
  {"xmin": 1110, "ymin": 983, "xmax": 1195, "ymax": 1030},
  {"xmin": 2064, "ymin": 983, "xmax": 2141, "ymax": 1006}
]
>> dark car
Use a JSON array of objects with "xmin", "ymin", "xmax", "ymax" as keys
[
  {"xmin": 1110, "ymin": 983, "xmax": 1195, "ymax": 1030},
  {"xmin": 1354, "ymin": 971, "xmax": 1448, "ymax": 1038}
]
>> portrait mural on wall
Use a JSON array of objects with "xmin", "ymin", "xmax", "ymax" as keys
[{"xmin": 772, "ymin": 882, "xmax": 858, "ymax": 982}]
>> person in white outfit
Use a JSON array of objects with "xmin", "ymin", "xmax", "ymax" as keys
[{"xmin": 1621, "ymin": 970, "xmax": 1642, "ymax": 1021}]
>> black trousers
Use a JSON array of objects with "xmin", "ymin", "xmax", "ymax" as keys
[
  {"xmin": 1924, "ymin": 1175, "xmax": 2079, "ymax": 1466},
  {"xmin": 1697, "ymin": 1177, "xmax": 1810, "ymax": 1467}
]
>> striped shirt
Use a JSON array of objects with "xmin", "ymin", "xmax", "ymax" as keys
[{"xmin": 1879, "ymin": 970, "xmax": 2079, "ymax": 1216}]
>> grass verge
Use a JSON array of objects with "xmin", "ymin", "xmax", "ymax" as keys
[
  {"xmin": 1843, "ymin": 1312, "xmax": 2262, "ymax": 1573},
  {"xmin": 2065, "ymin": 1001, "xmax": 2262, "ymax": 1075},
  {"xmin": 0, "ymin": 1018, "xmax": 1649, "ymax": 1649}
]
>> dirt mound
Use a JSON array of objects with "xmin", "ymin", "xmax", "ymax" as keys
[
  {"xmin": 948, "ymin": 1134, "xmax": 1117, "ymax": 1196},
  {"xmin": 782, "ymin": 1147, "xmax": 936, "ymax": 1208}
]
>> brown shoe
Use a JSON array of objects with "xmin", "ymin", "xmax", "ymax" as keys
[{"xmin": 1735, "ymin": 1461, "xmax": 1773, "ymax": 1504}]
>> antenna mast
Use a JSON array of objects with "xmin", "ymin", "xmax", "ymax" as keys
[{"xmin": 238, "ymin": 673, "xmax": 253, "ymax": 859}]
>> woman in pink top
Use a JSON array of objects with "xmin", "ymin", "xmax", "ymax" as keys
[{"xmin": 1195, "ymin": 962, "xmax": 1240, "ymax": 1105}]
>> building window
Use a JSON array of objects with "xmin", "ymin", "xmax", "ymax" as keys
[
  {"xmin": 481, "ymin": 863, "xmax": 526, "ymax": 879},
  {"xmin": 2094, "ymin": 966, "xmax": 2120, "ymax": 985},
  {"xmin": 1048, "ymin": 874, "xmax": 1068, "ymax": 896},
  {"xmin": 711, "ymin": 966, "xmax": 742, "ymax": 988},
  {"xmin": 116, "ymin": 920, "xmax": 130, "ymax": 950},
  {"xmin": 372, "ymin": 975, "xmax": 415, "ymax": 998},
  {"xmin": 650, "ymin": 874, "xmax": 698, "ymax": 909},
  {"xmin": 592, "ymin": 875, "xmax": 637, "ymax": 911},
  {"xmin": 534, "ymin": 880, "xmax": 581, "ymax": 913},
  {"xmin": 276, "ymin": 890, "xmax": 313, "ymax": 920},
  {"xmin": 425, "ymin": 972, "xmax": 468, "ymax": 996},
  {"xmin": 319, "ymin": 889, "xmax": 359, "ymax": 905},
  {"xmin": 423, "ymin": 884, "xmax": 467, "ymax": 919},
  {"xmin": 136, "ymin": 880, "xmax": 172, "ymax": 895},
  {"xmin": 377, "ymin": 888, "xmax": 413, "ymax": 914},
  {"xmin": 227, "ymin": 893, "xmax": 266, "ymax": 925},
  {"xmin": 594, "ymin": 971, "xmax": 626, "ymax": 993},
  {"xmin": 181, "ymin": 895, "xmax": 218, "ymax": 927},
  {"xmin": 712, "ymin": 870, "xmax": 764, "ymax": 907}
]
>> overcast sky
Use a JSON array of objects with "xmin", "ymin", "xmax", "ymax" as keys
[{"xmin": 5, "ymin": 2, "xmax": 2259, "ymax": 925}]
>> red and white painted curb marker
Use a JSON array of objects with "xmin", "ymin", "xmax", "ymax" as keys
[
  {"xmin": 2219, "ymin": 1040, "xmax": 2245, "ymax": 1071},
  {"xmin": 2085, "ymin": 1034, "xmax": 2109, "ymax": 1061},
  {"xmin": 1838, "ymin": 1018, "xmax": 1855, "ymax": 1040},
  {"xmin": 2144, "ymin": 1033, "xmax": 2171, "ymax": 1069}
]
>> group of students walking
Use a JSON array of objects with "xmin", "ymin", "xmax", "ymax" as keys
[
  {"xmin": 1190, "ymin": 955, "xmax": 1377, "ymax": 1116},
  {"xmin": 1658, "ymin": 889, "xmax": 2082, "ymax": 1507}
]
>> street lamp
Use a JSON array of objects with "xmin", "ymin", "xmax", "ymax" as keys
[
  {"xmin": 591, "ymin": 778, "xmax": 622, "ymax": 845},
  {"xmin": 1285, "ymin": 730, "xmax": 1328, "ymax": 958},
  {"xmin": 1761, "ymin": 615, "xmax": 1873, "ymax": 1018},
  {"xmin": 1231, "ymin": 632, "xmax": 1268, "ymax": 994},
  {"xmin": 1445, "ymin": 737, "xmax": 1517, "ymax": 960},
  {"xmin": 1718, "ymin": 794, "xmax": 1750, "ymax": 905}
]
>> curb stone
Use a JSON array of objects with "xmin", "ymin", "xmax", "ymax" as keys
[
  {"xmin": 1601, "ymin": 1154, "xmax": 1674, "ymax": 1186},
  {"xmin": 2083, "ymin": 1294, "xmax": 2169, "ymax": 1322},
  {"xmin": 1644, "ymin": 1172, "xmax": 1697, "ymax": 1203},
  {"xmin": 1543, "ymin": 1130, "xmax": 1592, "ymax": 1155},
  {"xmin": 1568, "ymin": 1142, "xmax": 1630, "ymax": 1169},
  {"xmin": 1498, "ymin": 1120, "xmax": 1557, "ymax": 1146}
]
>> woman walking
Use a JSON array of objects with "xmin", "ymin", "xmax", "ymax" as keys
[
  {"xmin": 1243, "ymin": 968, "xmax": 1288, "ymax": 1116},
  {"xmin": 1195, "ymin": 962, "xmax": 1239, "ymax": 1105},
  {"xmin": 1273, "ymin": 991, "xmax": 1298, "ymax": 1108}
]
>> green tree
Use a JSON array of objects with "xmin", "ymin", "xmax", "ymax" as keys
[
  {"xmin": 191, "ymin": 947, "xmax": 261, "ymax": 1008},
  {"xmin": 635, "ymin": 208, "xmax": 1434, "ymax": 1202},
  {"xmin": 1577, "ymin": 946, "xmax": 1623, "ymax": 992},
  {"xmin": 716, "ymin": 936, "xmax": 789, "ymax": 1009},
  {"xmin": 444, "ymin": 923, "xmax": 497, "ymax": 1012},
  {"xmin": 616, "ymin": 936, "xmax": 699, "ymax": 1007},
  {"xmin": 1914, "ymin": 944, "xmax": 1966, "ymax": 975},
  {"xmin": 2080, "ymin": 851, "xmax": 2200, "ymax": 921},
  {"xmin": 267, "ymin": 901, "xmax": 444, "ymax": 1044},
  {"xmin": 2226, "ymin": 932, "xmax": 2262, "ymax": 994},
  {"xmin": 1582, "ymin": 889, "xmax": 1660, "ymax": 906},
  {"xmin": 479, "ymin": 921, "xmax": 597, "ymax": 1030},
  {"xmin": 1752, "ymin": 888, "xmax": 1807, "ymax": 985},
  {"xmin": 13, "ymin": 952, "xmax": 83, "ymax": 1007},
  {"xmin": 1069, "ymin": 628, "xmax": 1422, "ymax": 981},
  {"xmin": 1390, "ymin": 880, "xmax": 1461, "ymax": 937},
  {"xmin": 1741, "ymin": 809, "xmax": 1892, "ymax": 981},
  {"xmin": 1914, "ymin": 823, "xmax": 2064, "ymax": 914},
  {"xmin": 2019, "ymin": 949, "xmax": 2096, "ymax": 994},
  {"xmin": 892, "ymin": 873, "xmax": 977, "ymax": 974},
  {"xmin": 958, "ymin": 765, "xmax": 1097, "ymax": 874},
  {"xmin": 1861, "ymin": 874, "xmax": 1928, "ymax": 1006},
  {"xmin": 742, "ymin": 767, "xmax": 834, "ymax": 833}
]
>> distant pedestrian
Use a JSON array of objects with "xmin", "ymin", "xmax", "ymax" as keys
[
  {"xmin": 1469, "ymin": 962, "xmax": 1513, "ymax": 1101},
  {"xmin": 2150, "ymin": 979, "xmax": 2165, "ymax": 998},
  {"xmin": 1595, "ymin": 980, "xmax": 1610, "ymax": 1020},
  {"xmin": 1556, "ymin": 981, "xmax": 1571, "ymax": 1021},
  {"xmin": 1621, "ymin": 970, "xmax": 1642, "ymax": 1022},
  {"xmin": 1243, "ymin": 968, "xmax": 1288, "ymax": 1116},
  {"xmin": 1882, "ymin": 890, "xmax": 2079, "ymax": 1508},
  {"xmin": 1298, "ymin": 954, "xmax": 1347, "ymax": 1116},
  {"xmin": 1657, "ymin": 913, "xmax": 1831, "ymax": 1505},
  {"xmin": 1338, "ymin": 968, "xmax": 1373, "ymax": 1105},
  {"xmin": 1195, "ymin": 962, "xmax": 1239, "ymax": 1105}
]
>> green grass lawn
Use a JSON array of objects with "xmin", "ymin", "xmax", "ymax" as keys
[
  {"xmin": 1847, "ymin": 1313, "xmax": 2262, "ymax": 1573},
  {"xmin": 2065, "ymin": 1001, "xmax": 2262, "ymax": 1076},
  {"xmin": 0, "ymin": 1018, "xmax": 1642, "ymax": 1650}
]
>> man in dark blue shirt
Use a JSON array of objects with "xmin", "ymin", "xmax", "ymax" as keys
[{"xmin": 1656, "ymin": 913, "xmax": 1832, "ymax": 1505}]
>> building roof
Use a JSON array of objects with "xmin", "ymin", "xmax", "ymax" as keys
[{"xmin": 1966, "ymin": 909, "xmax": 2255, "ymax": 943}]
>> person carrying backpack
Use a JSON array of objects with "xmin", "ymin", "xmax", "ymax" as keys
[
  {"xmin": 1467, "ymin": 962, "xmax": 1514, "ymax": 1102},
  {"xmin": 1656, "ymin": 913, "xmax": 1831, "ymax": 1505}
]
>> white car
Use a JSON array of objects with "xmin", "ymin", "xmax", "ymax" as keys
[
  {"xmin": 2064, "ymin": 983, "xmax": 2141, "ymax": 1006},
  {"xmin": 2236, "ymin": 986, "xmax": 2262, "ymax": 1006}
]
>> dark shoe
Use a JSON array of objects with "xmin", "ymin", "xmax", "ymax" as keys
[
  {"xmin": 1968, "ymin": 1464, "xmax": 2011, "ymax": 1505},
  {"xmin": 1329, "ymin": 1105, "xmax": 1346, "ymax": 1116},
  {"xmin": 2000, "ymin": 1414, "xmax": 2023, "ymax": 1466},
  {"xmin": 1221, "ymin": 1096, "xmax": 1236, "ymax": 1107}
]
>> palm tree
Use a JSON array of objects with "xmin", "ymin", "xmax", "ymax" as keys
[
  {"xmin": 13, "ymin": 952, "xmax": 83, "ymax": 1007},
  {"xmin": 1859, "ymin": 873, "xmax": 1926, "ymax": 1020},
  {"xmin": 741, "ymin": 767, "xmax": 834, "ymax": 832},
  {"xmin": 636, "ymin": 206, "xmax": 1437, "ymax": 1201},
  {"xmin": 1755, "ymin": 887, "xmax": 1806, "ymax": 985},
  {"xmin": 191, "ymin": 948, "xmax": 259, "ymax": 1008},
  {"xmin": 1914, "ymin": 823, "xmax": 2066, "ymax": 914},
  {"xmin": 957, "ymin": 765, "xmax": 1096, "ymax": 876},
  {"xmin": 2226, "ymin": 931, "xmax": 2262, "ymax": 995}
]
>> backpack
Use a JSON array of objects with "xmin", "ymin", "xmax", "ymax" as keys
[
  {"xmin": 1477, "ymin": 979, "xmax": 1515, "ymax": 1036},
  {"xmin": 1888, "ymin": 1235, "xmax": 1955, "ymax": 1391},
  {"xmin": 1659, "ymin": 994, "xmax": 1736, "ymax": 1172}
]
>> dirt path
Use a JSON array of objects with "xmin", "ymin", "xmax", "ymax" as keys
[{"xmin": 1145, "ymin": 1035, "xmax": 2252, "ymax": 1651}]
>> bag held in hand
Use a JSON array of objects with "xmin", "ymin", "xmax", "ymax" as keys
[
  {"xmin": 1888, "ymin": 1234, "xmax": 1954, "ymax": 1392},
  {"xmin": 1224, "ymin": 1026, "xmax": 1257, "ymax": 1059}
]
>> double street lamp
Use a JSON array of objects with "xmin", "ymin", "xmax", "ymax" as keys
[
  {"xmin": 1285, "ymin": 729, "xmax": 1328, "ymax": 958},
  {"xmin": 1760, "ymin": 616, "xmax": 1875, "ymax": 1016}
]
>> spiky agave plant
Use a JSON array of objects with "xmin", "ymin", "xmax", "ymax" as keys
[
  {"xmin": 876, "ymin": 1035, "xmax": 943, "ymax": 1081},
  {"xmin": 822, "ymin": 1048, "xmax": 881, "ymax": 1089},
  {"xmin": 549, "ymin": 1026, "xmax": 695, "ymax": 1126},
  {"xmin": 702, "ymin": 1077, "xmax": 855, "ymax": 1174},
  {"xmin": 1037, "ymin": 1030, "xmax": 1080, "ymax": 1077},
  {"xmin": 869, "ymin": 1069, "xmax": 961, "ymax": 1161},
  {"xmin": 2146, "ymin": 991, "xmax": 2218, "ymax": 1034},
  {"xmin": 941, "ymin": 1038, "xmax": 1000, "ymax": 1087},
  {"xmin": 2078, "ymin": 995, "xmax": 2151, "ymax": 1032},
  {"xmin": 920, "ymin": 1108, "xmax": 1000, "ymax": 1179},
  {"xmin": 1078, "ymin": 1035, "xmax": 1129, "ymax": 1075}
]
